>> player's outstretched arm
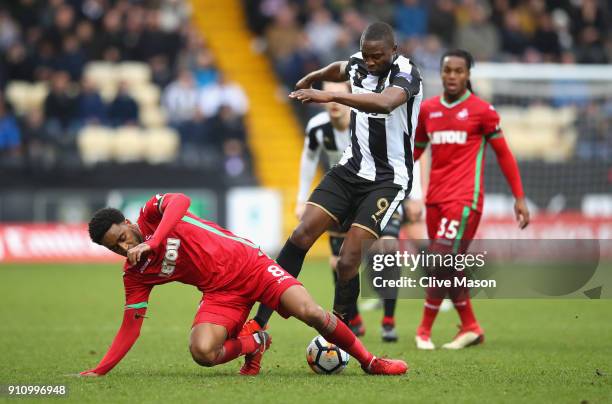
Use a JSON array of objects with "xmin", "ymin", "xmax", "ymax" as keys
[
  {"xmin": 489, "ymin": 136, "xmax": 530, "ymax": 229},
  {"xmin": 80, "ymin": 307, "xmax": 147, "ymax": 376},
  {"xmin": 295, "ymin": 61, "xmax": 348, "ymax": 89},
  {"xmin": 290, "ymin": 86, "xmax": 407, "ymax": 114}
]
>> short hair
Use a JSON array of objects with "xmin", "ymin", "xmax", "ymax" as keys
[
  {"xmin": 89, "ymin": 207, "xmax": 125, "ymax": 245},
  {"xmin": 440, "ymin": 49, "xmax": 474, "ymax": 71},
  {"xmin": 360, "ymin": 22, "xmax": 395, "ymax": 48}
]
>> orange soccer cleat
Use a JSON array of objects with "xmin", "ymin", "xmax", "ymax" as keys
[
  {"xmin": 239, "ymin": 319, "xmax": 265, "ymax": 337},
  {"xmin": 362, "ymin": 356, "xmax": 409, "ymax": 375},
  {"xmin": 239, "ymin": 330, "xmax": 272, "ymax": 376}
]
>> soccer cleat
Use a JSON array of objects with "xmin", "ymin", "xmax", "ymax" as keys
[
  {"xmin": 239, "ymin": 330, "xmax": 272, "ymax": 376},
  {"xmin": 415, "ymin": 326, "xmax": 435, "ymax": 350},
  {"xmin": 362, "ymin": 356, "xmax": 408, "ymax": 375},
  {"xmin": 359, "ymin": 299, "xmax": 383, "ymax": 312},
  {"xmin": 348, "ymin": 314, "xmax": 366, "ymax": 337},
  {"xmin": 381, "ymin": 317, "xmax": 398, "ymax": 342},
  {"xmin": 238, "ymin": 318, "xmax": 265, "ymax": 337},
  {"xmin": 441, "ymin": 324, "xmax": 484, "ymax": 350}
]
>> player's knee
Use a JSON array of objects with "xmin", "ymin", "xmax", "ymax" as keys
[
  {"xmin": 295, "ymin": 302, "xmax": 325, "ymax": 327},
  {"xmin": 336, "ymin": 253, "xmax": 360, "ymax": 282},
  {"xmin": 290, "ymin": 224, "xmax": 318, "ymax": 250},
  {"xmin": 189, "ymin": 342, "xmax": 218, "ymax": 367}
]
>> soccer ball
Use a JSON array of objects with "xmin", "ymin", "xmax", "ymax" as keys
[{"xmin": 306, "ymin": 335, "xmax": 350, "ymax": 374}]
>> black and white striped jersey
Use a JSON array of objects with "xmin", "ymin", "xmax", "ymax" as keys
[
  {"xmin": 297, "ymin": 111, "xmax": 351, "ymax": 202},
  {"xmin": 339, "ymin": 52, "xmax": 423, "ymax": 191}
]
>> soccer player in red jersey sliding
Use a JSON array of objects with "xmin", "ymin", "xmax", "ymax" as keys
[
  {"xmin": 413, "ymin": 50, "xmax": 530, "ymax": 350},
  {"xmin": 79, "ymin": 193, "xmax": 407, "ymax": 377}
]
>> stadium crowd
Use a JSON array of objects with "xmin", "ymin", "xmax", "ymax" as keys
[
  {"xmin": 244, "ymin": 0, "xmax": 612, "ymax": 161},
  {"xmin": 0, "ymin": 0, "xmax": 253, "ymax": 180}
]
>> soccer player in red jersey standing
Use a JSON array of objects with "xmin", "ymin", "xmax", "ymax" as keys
[
  {"xmin": 413, "ymin": 50, "xmax": 530, "ymax": 350},
  {"xmin": 79, "ymin": 193, "xmax": 407, "ymax": 376}
]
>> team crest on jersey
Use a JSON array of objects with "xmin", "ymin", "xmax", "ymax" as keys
[
  {"xmin": 429, "ymin": 111, "xmax": 443, "ymax": 119},
  {"xmin": 456, "ymin": 108, "xmax": 469, "ymax": 121}
]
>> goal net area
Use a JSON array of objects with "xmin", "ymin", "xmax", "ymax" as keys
[{"xmin": 421, "ymin": 63, "xmax": 612, "ymax": 239}]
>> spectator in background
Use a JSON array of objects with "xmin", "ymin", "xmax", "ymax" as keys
[
  {"xmin": 264, "ymin": 3, "xmax": 302, "ymax": 70},
  {"xmin": 21, "ymin": 108, "xmax": 56, "ymax": 168},
  {"xmin": 394, "ymin": 0, "xmax": 428, "ymax": 39},
  {"xmin": 46, "ymin": 4, "xmax": 75, "ymax": 53},
  {"xmin": 108, "ymin": 82, "xmax": 139, "ymax": 126},
  {"xmin": 4, "ymin": 43, "xmax": 36, "ymax": 82},
  {"xmin": 427, "ymin": 0, "xmax": 456, "ymax": 46},
  {"xmin": 97, "ymin": 9, "xmax": 123, "ymax": 62},
  {"xmin": 163, "ymin": 68, "xmax": 201, "ymax": 141},
  {"xmin": 76, "ymin": 77, "xmax": 107, "ymax": 126},
  {"xmin": 500, "ymin": 9, "xmax": 530, "ymax": 60},
  {"xmin": 0, "ymin": 10, "xmax": 20, "ymax": 52},
  {"xmin": 575, "ymin": 101, "xmax": 611, "ymax": 161},
  {"xmin": 412, "ymin": 35, "xmax": 445, "ymax": 71},
  {"xmin": 56, "ymin": 35, "xmax": 86, "ymax": 81},
  {"xmin": 360, "ymin": 0, "xmax": 394, "ymax": 26},
  {"xmin": 305, "ymin": 8, "xmax": 341, "ymax": 65},
  {"xmin": 533, "ymin": 13, "xmax": 561, "ymax": 62},
  {"xmin": 199, "ymin": 74, "xmax": 248, "ymax": 119},
  {"xmin": 0, "ymin": 95, "xmax": 22, "ymax": 157},
  {"xmin": 191, "ymin": 49, "xmax": 218, "ymax": 88},
  {"xmin": 574, "ymin": 26, "xmax": 608, "ymax": 64},
  {"xmin": 44, "ymin": 71, "xmax": 77, "ymax": 134},
  {"xmin": 455, "ymin": 3, "xmax": 500, "ymax": 61}
]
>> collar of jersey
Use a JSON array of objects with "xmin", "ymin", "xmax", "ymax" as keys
[{"xmin": 440, "ymin": 90, "xmax": 471, "ymax": 109}]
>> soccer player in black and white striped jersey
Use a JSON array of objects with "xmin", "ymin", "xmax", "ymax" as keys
[{"xmin": 242, "ymin": 22, "xmax": 423, "ymax": 345}]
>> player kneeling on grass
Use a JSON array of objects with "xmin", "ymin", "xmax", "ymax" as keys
[{"xmin": 79, "ymin": 193, "xmax": 407, "ymax": 377}]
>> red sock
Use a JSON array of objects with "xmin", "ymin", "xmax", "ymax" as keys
[
  {"xmin": 319, "ymin": 312, "xmax": 373, "ymax": 366},
  {"xmin": 211, "ymin": 339, "xmax": 243, "ymax": 365},
  {"xmin": 238, "ymin": 333, "xmax": 260, "ymax": 355},
  {"xmin": 453, "ymin": 297, "xmax": 478, "ymax": 329},
  {"xmin": 418, "ymin": 298, "xmax": 442, "ymax": 337},
  {"xmin": 382, "ymin": 316, "xmax": 395, "ymax": 326}
]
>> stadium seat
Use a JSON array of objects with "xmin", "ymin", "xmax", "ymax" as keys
[
  {"xmin": 144, "ymin": 127, "xmax": 180, "ymax": 164},
  {"xmin": 130, "ymin": 84, "xmax": 160, "ymax": 108},
  {"xmin": 140, "ymin": 106, "xmax": 167, "ymax": 128},
  {"xmin": 118, "ymin": 62, "xmax": 152, "ymax": 86},
  {"xmin": 28, "ymin": 82, "xmax": 49, "ymax": 112},
  {"xmin": 77, "ymin": 126, "xmax": 114, "ymax": 166},
  {"xmin": 5, "ymin": 81, "xmax": 31, "ymax": 115},
  {"xmin": 112, "ymin": 126, "xmax": 146, "ymax": 163},
  {"xmin": 84, "ymin": 62, "xmax": 117, "ymax": 89}
]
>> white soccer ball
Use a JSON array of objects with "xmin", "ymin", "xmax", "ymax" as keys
[{"xmin": 306, "ymin": 335, "xmax": 350, "ymax": 374}]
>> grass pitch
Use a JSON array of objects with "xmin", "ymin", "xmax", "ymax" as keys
[{"xmin": 1, "ymin": 262, "xmax": 611, "ymax": 403}]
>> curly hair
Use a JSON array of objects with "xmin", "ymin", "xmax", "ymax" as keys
[{"xmin": 88, "ymin": 207, "xmax": 125, "ymax": 245}]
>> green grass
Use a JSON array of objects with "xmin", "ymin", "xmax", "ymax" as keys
[{"xmin": 1, "ymin": 262, "xmax": 611, "ymax": 404}]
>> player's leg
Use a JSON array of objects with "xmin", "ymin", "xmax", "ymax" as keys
[
  {"xmin": 415, "ymin": 204, "xmax": 444, "ymax": 350},
  {"xmin": 334, "ymin": 187, "xmax": 405, "ymax": 323},
  {"xmin": 251, "ymin": 171, "xmax": 352, "ymax": 328},
  {"xmin": 190, "ymin": 296, "xmax": 270, "ymax": 371},
  {"xmin": 278, "ymin": 285, "xmax": 408, "ymax": 375},
  {"xmin": 330, "ymin": 233, "xmax": 365, "ymax": 336},
  {"xmin": 442, "ymin": 206, "xmax": 484, "ymax": 349}
]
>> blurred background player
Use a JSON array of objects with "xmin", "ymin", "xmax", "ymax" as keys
[
  {"xmin": 82, "ymin": 193, "xmax": 408, "ymax": 376},
  {"xmin": 413, "ymin": 49, "xmax": 530, "ymax": 350},
  {"xmin": 242, "ymin": 22, "xmax": 423, "ymax": 339}
]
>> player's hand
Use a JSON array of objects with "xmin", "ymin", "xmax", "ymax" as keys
[
  {"xmin": 295, "ymin": 75, "xmax": 314, "ymax": 90},
  {"xmin": 295, "ymin": 203, "xmax": 306, "ymax": 220},
  {"xmin": 79, "ymin": 370, "xmax": 102, "ymax": 377},
  {"xmin": 289, "ymin": 89, "xmax": 333, "ymax": 104},
  {"xmin": 514, "ymin": 198, "xmax": 530, "ymax": 229},
  {"xmin": 127, "ymin": 242, "xmax": 152, "ymax": 265}
]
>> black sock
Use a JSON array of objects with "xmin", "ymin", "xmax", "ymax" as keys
[
  {"xmin": 332, "ymin": 269, "xmax": 338, "ymax": 285},
  {"xmin": 253, "ymin": 239, "xmax": 308, "ymax": 328},
  {"xmin": 383, "ymin": 298, "xmax": 397, "ymax": 318},
  {"xmin": 333, "ymin": 274, "xmax": 360, "ymax": 323}
]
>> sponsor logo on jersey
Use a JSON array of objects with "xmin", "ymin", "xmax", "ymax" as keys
[
  {"xmin": 456, "ymin": 108, "xmax": 469, "ymax": 121},
  {"xmin": 430, "ymin": 131, "xmax": 468, "ymax": 144},
  {"xmin": 429, "ymin": 111, "xmax": 443, "ymax": 119},
  {"xmin": 160, "ymin": 238, "xmax": 180, "ymax": 277}
]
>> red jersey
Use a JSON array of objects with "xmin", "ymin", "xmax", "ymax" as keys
[
  {"xmin": 415, "ymin": 91, "xmax": 502, "ymax": 211},
  {"xmin": 123, "ymin": 194, "xmax": 263, "ymax": 309}
]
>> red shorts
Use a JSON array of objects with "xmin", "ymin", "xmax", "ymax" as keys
[
  {"xmin": 192, "ymin": 254, "xmax": 302, "ymax": 337},
  {"xmin": 426, "ymin": 203, "xmax": 482, "ymax": 254}
]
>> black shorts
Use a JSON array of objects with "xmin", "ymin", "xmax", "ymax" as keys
[
  {"xmin": 308, "ymin": 165, "xmax": 406, "ymax": 238},
  {"xmin": 380, "ymin": 204, "xmax": 404, "ymax": 238}
]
